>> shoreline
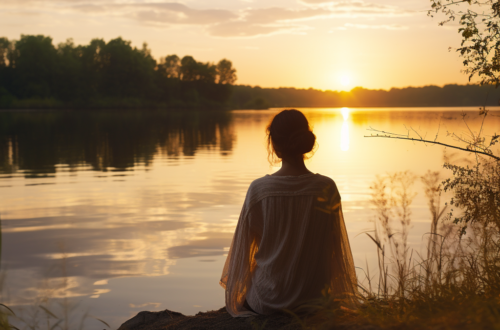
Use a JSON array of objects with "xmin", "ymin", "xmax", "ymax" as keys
[
  {"xmin": 117, "ymin": 307, "xmax": 299, "ymax": 330},
  {"xmin": 117, "ymin": 307, "xmax": 380, "ymax": 330}
]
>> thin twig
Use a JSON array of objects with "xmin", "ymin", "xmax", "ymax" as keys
[
  {"xmin": 478, "ymin": 108, "xmax": 488, "ymax": 141},
  {"xmin": 461, "ymin": 111, "xmax": 476, "ymax": 140},
  {"xmin": 364, "ymin": 135, "xmax": 500, "ymax": 161},
  {"xmin": 368, "ymin": 127, "xmax": 408, "ymax": 137},
  {"xmin": 434, "ymin": 121, "xmax": 442, "ymax": 142}
]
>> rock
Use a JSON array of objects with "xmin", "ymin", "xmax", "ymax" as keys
[
  {"xmin": 118, "ymin": 309, "xmax": 185, "ymax": 330},
  {"xmin": 117, "ymin": 307, "xmax": 302, "ymax": 330}
]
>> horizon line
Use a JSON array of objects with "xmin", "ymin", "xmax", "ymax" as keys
[{"xmin": 235, "ymin": 82, "xmax": 492, "ymax": 93}]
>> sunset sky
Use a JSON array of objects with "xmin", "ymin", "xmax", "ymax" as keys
[{"xmin": 0, "ymin": 0, "xmax": 470, "ymax": 91}]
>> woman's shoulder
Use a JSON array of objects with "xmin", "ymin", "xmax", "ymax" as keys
[
  {"xmin": 252, "ymin": 172, "xmax": 336, "ymax": 184},
  {"xmin": 247, "ymin": 173, "xmax": 338, "ymax": 197}
]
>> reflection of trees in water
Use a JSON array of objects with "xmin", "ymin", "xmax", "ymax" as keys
[{"xmin": 0, "ymin": 111, "xmax": 234, "ymax": 176}]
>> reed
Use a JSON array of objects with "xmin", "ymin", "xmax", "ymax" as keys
[{"xmin": 300, "ymin": 169, "xmax": 500, "ymax": 330}]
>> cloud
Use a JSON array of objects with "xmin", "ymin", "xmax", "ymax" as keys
[
  {"xmin": 132, "ymin": 3, "xmax": 237, "ymax": 25},
  {"xmin": 241, "ymin": 7, "xmax": 332, "ymax": 24},
  {"xmin": 207, "ymin": 21, "xmax": 305, "ymax": 38},
  {"xmin": 67, "ymin": 2, "xmax": 237, "ymax": 25},
  {"xmin": 0, "ymin": 0, "xmax": 414, "ymax": 38},
  {"xmin": 332, "ymin": 23, "xmax": 409, "ymax": 31},
  {"xmin": 347, "ymin": 23, "xmax": 408, "ymax": 29},
  {"xmin": 300, "ymin": 0, "xmax": 413, "ymax": 16},
  {"xmin": 77, "ymin": 4, "xmax": 332, "ymax": 37},
  {"xmin": 207, "ymin": 7, "xmax": 330, "ymax": 37},
  {"xmin": 205, "ymin": 3, "xmax": 412, "ymax": 37}
]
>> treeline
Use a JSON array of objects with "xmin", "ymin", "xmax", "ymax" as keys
[
  {"xmin": 0, "ymin": 35, "xmax": 237, "ymax": 109},
  {"xmin": 230, "ymin": 84, "xmax": 500, "ymax": 109},
  {"xmin": 1, "ymin": 35, "xmax": 499, "ymax": 110}
]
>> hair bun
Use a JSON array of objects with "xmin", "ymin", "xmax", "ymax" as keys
[
  {"xmin": 266, "ymin": 109, "xmax": 317, "ymax": 163},
  {"xmin": 288, "ymin": 130, "xmax": 316, "ymax": 154}
]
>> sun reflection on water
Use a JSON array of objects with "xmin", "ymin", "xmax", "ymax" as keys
[
  {"xmin": 340, "ymin": 107, "xmax": 350, "ymax": 151},
  {"xmin": 341, "ymin": 107, "xmax": 350, "ymax": 121}
]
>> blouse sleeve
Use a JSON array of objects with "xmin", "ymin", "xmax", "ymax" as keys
[
  {"xmin": 330, "ymin": 203, "xmax": 358, "ymax": 304},
  {"xmin": 318, "ymin": 181, "xmax": 358, "ymax": 306},
  {"xmin": 219, "ymin": 192, "xmax": 261, "ymax": 317}
]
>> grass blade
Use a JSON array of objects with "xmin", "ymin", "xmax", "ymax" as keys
[{"xmin": 0, "ymin": 304, "xmax": 15, "ymax": 316}]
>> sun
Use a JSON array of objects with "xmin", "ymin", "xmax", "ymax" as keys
[{"xmin": 339, "ymin": 74, "xmax": 351, "ymax": 87}]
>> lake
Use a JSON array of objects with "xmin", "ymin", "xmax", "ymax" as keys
[{"xmin": 1, "ymin": 107, "xmax": 499, "ymax": 328}]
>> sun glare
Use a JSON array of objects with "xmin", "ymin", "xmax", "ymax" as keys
[
  {"xmin": 339, "ymin": 74, "xmax": 351, "ymax": 87},
  {"xmin": 341, "ymin": 107, "xmax": 350, "ymax": 121},
  {"xmin": 340, "ymin": 107, "xmax": 350, "ymax": 151}
]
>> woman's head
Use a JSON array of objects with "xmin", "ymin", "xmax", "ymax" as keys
[{"xmin": 266, "ymin": 109, "xmax": 316, "ymax": 164}]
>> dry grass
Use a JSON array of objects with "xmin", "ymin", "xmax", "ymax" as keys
[{"xmin": 301, "ymin": 170, "xmax": 500, "ymax": 330}]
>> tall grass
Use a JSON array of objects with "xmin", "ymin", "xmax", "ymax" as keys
[{"xmin": 302, "ymin": 170, "xmax": 500, "ymax": 329}]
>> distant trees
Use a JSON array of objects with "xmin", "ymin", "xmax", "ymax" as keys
[
  {"xmin": 217, "ymin": 59, "xmax": 237, "ymax": 85},
  {"xmin": 0, "ymin": 35, "xmax": 238, "ymax": 109},
  {"xmin": 11, "ymin": 35, "xmax": 59, "ymax": 99},
  {"xmin": 1, "ymin": 34, "xmax": 497, "ymax": 110},
  {"xmin": 176, "ymin": 56, "xmax": 236, "ymax": 84},
  {"xmin": 229, "ymin": 84, "xmax": 500, "ymax": 109},
  {"xmin": 158, "ymin": 55, "xmax": 180, "ymax": 79},
  {"xmin": 179, "ymin": 56, "xmax": 216, "ymax": 83}
]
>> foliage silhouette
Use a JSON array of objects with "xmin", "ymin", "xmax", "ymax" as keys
[
  {"xmin": 2, "ymin": 35, "xmax": 500, "ymax": 109},
  {"xmin": 0, "ymin": 35, "xmax": 237, "ymax": 109},
  {"xmin": 429, "ymin": 0, "xmax": 500, "ymax": 87},
  {"xmin": 230, "ymin": 84, "xmax": 500, "ymax": 109}
]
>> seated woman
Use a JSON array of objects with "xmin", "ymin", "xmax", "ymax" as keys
[{"xmin": 220, "ymin": 109, "xmax": 357, "ymax": 316}]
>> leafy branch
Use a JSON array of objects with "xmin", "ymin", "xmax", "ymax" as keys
[{"xmin": 428, "ymin": 0, "xmax": 500, "ymax": 87}]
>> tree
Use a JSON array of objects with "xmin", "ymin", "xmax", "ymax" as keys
[
  {"xmin": 0, "ymin": 38, "xmax": 13, "ymax": 104},
  {"xmin": 179, "ymin": 56, "xmax": 217, "ymax": 83},
  {"xmin": 216, "ymin": 59, "xmax": 237, "ymax": 85},
  {"xmin": 55, "ymin": 39, "xmax": 84, "ymax": 101},
  {"xmin": 364, "ymin": 1, "xmax": 500, "ymax": 234},
  {"xmin": 429, "ymin": 0, "xmax": 500, "ymax": 87},
  {"xmin": 10, "ymin": 35, "xmax": 59, "ymax": 98},
  {"xmin": 196, "ymin": 62, "xmax": 217, "ymax": 84},
  {"xmin": 97, "ymin": 37, "xmax": 156, "ymax": 99},
  {"xmin": 0, "ymin": 38, "xmax": 10, "ymax": 68},
  {"xmin": 158, "ymin": 55, "xmax": 180, "ymax": 79},
  {"xmin": 0, "ymin": 34, "xmax": 238, "ymax": 108},
  {"xmin": 180, "ymin": 56, "xmax": 198, "ymax": 81}
]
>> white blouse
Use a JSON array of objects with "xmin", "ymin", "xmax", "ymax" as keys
[{"xmin": 220, "ymin": 173, "xmax": 358, "ymax": 316}]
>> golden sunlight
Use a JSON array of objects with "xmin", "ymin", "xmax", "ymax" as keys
[
  {"xmin": 339, "ymin": 74, "xmax": 351, "ymax": 87},
  {"xmin": 341, "ymin": 107, "xmax": 350, "ymax": 121},
  {"xmin": 341, "ymin": 122, "xmax": 349, "ymax": 151},
  {"xmin": 340, "ymin": 107, "xmax": 350, "ymax": 151}
]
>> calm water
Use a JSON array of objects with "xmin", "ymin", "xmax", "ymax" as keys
[{"xmin": 1, "ymin": 107, "xmax": 499, "ymax": 328}]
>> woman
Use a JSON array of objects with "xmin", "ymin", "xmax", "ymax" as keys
[{"xmin": 220, "ymin": 109, "xmax": 357, "ymax": 316}]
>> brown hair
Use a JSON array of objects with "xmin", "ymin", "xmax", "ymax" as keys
[{"xmin": 266, "ymin": 109, "xmax": 316, "ymax": 164}]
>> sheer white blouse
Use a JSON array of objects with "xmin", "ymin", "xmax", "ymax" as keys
[{"xmin": 220, "ymin": 173, "xmax": 357, "ymax": 317}]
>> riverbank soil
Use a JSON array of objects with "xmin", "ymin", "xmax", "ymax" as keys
[
  {"xmin": 117, "ymin": 307, "xmax": 298, "ymax": 330},
  {"xmin": 117, "ymin": 307, "xmax": 381, "ymax": 330}
]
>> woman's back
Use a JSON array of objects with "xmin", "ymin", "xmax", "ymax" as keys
[
  {"xmin": 220, "ymin": 109, "xmax": 357, "ymax": 316},
  {"xmin": 220, "ymin": 173, "xmax": 357, "ymax": 316}
]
